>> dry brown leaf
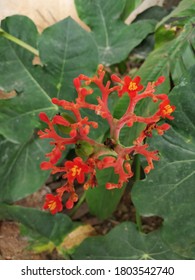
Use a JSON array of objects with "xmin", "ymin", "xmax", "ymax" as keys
[
  {"xmin": 60, "ymin": 224, "xmax": 97, "ymax": 251},
  {"xmin": 0, "ymin": 90, "xmax": 16, "ymax": 99}
]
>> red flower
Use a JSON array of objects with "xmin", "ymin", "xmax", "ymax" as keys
[
  {"xmin": 64, "ymin": 157, "xmax": 90, "ymax": 184},
  {"xmin": 119, "ymin": 76, "xmax": 144, "ymax": 97},
  {"xmin": 43, "ymin": 194, "xmax": 63, "ymax": 214},
  {"xmin": 158, "ymin": 99, "xmax": 176, "ymax": 119}
]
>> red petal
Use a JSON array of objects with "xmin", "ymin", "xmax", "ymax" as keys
[
  {"xmin": 40, "ymin": 161, "xmax": 53, "ymax": 170},
  {"xmin": 39, "ymin": 112, "xmax": 50, "ymax": 123}
]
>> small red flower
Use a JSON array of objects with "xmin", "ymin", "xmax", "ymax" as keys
[
  {"xmin": 158, "ymin": 99, "xmax": 176, "ymax": 119},
  {"xmin": 43, "ymin": 194, "xmax": 63, "ymax": 214},
  {"xmin": 64, "ymin": 157, "xmax": 90, "ymax": 184},
  {"xmin": 119, "ymin": 76, "xmax": 144, "ymax": 97}
]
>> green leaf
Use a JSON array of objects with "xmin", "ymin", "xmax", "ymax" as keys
[
  {"xmin": 86, "ymin": 168, "xmax": 125, "ymax": 219},
  {"xmin": 0, "ymin": 15, "xmax": 98, "ymax": 202},
  {"xmin": 114, "ymin": 18, "xmax": 195, "ymax": 146},
  {"xmin": 0, "ymin": 15, "xmax": 54, "ymax": 143},
  {"xmin": 132, "ymin": 66, "xmax": 195, "ymax": 259},
  {"xmin": 121, "ymin": 0, "xmax": 142, "ymax": 21},
  {"xmin": 0, "ymin": 15, "xmax": 98, "ymax": 143},
  {"xmin": 73, "ymin": 222, "xmax": 184, "ymax": 259},
  {"xmin": 0, "ymin": 135, "xmax": 51, "ymax": 203},
  {"xmin": 137, "ymin": 18, "xmax": 195, "ymax": 86},
  {"xmin": 75, "ymin": 0, "xmax": 156, "ymax": 66},
  {"xmin": 157, "ymin": 0, "xmax": 195, "ymax": 28},
  {"xmin": 38, "ymin": 17, "xmax": 98, "ymax": 101},
  {"xmin": 0, "ymin": 204, "xmax": 77, "ymax": 246}
]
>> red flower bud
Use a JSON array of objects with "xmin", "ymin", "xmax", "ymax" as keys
[{"xmin": 39, "ymin": 112, "xmax": 50, "ymax": 123}]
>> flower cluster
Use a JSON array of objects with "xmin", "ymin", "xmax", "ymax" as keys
[{"xmin": 38, "ymin": 64, "xmax": 175, "ymax": 214}]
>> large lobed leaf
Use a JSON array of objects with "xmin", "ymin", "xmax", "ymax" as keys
[
  {"xmin": 75, "ymin": 0, "xmax": 156, "ymax": 66},
  {"xmin": 0, "ymin": 15, "xmax": 98, "ymax": 202},
  {"xmin": 0, "ymin": 135, "xmax": 51, "ymax": 203},
  {"xmin": 0, "ymin": 204, "xmax": 77, "ymax": 245},
  {"xmin": 73, "ymin": 222, "xmax": 184, "ymax": 259},
  {"xmin": 132, "ymin": 66, "xmax": 195, "ymax": 259}
]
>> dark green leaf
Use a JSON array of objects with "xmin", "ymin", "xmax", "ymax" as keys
[
  {"xmin": 75, "ymin": 0, "xmax": 156, "ymax": 66},
  {"xmin": 73, "ymin": 222, "xmax": 184, "ymax": 259},
  {"xmin": 0, "ymin": 135, "xmax": 50, "ymax": 203},
  {"xmin": 86, "ymin": 168, "xmax": 125, "ymax": 219},
  {"xmin": 114, "ymin": 18, "xmax": 195, "ymax": 146},
  {"xmin": 0, "ymin": 204, "xmax": 77, "ymax": 245},
  {"xmin": 132, "ymin": 66, "xmax": 195, "ymax": 259},
  {"xmin": 38, "ymin": 17, "xmax": 98, "ymax": 101},
  {"xmin": 0, "ymin": 15, "xmax": 98, "ymax": 202}
]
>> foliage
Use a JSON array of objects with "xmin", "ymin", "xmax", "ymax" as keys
[{"xmin": 0, "ymin": 0, "xmax": 195, "ymax": 259}]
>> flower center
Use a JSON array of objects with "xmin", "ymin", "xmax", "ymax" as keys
[
  {"xmin": 128, "ymin": 82, "xmax": 138, "ymax": 91},
  {"xmin": 163, "ymin": 105, "xmax": 173, "ymax": 115},
  {"xmin": 48, "ymin": 201, "xmax": 56, "ymax": 211},
  {"xmin": 71, "ymin": 165, "xmax": 81, "ymax": 176}
]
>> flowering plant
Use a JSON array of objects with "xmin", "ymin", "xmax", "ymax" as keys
[
  {"xmin": 0, "ymin": 0, "xmax": 194, "ymax": 261},
  {"xmin": 38, "ymin": 65, "xmax": 175, "ymax": 214}
]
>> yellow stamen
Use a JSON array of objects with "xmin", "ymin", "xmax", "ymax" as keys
[
  {"xmin": 163, "ymin": 105, "xmax": 173, "ymax": 115},
  {"xmin": 71, "ymin": 165, "xmax": 81, "ymax": 176},
  {"xmin": 128, "ymin": 81, "xmax": 138, "ymax": 91},
  {"xmin": 48, "ymin": 201, "xmax": 56, "ymax": 211}
]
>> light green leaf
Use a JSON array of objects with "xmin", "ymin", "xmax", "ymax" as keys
[
  {"xmin": 157, "ymin": 0, "xmax": 195, "ymax": 28},
  {"xmin": 121, "ymin": 0, "xmax": 142, "ymax": 20}
]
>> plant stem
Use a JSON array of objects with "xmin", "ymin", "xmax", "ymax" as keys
[
  {"xmin": 0, "ymin": 28, "xmax": 39, "ymax": 56},
  {"xmin": 134, "ymin": 154, "xmax": 143, "ymax": 232},
  {"xmin": 69, "ymin": 191, "xmax": 86, "ymax": 217}
]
